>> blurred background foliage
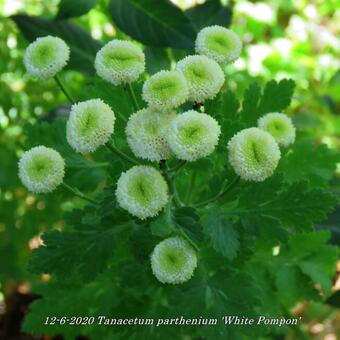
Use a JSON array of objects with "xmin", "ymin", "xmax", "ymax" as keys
[{"xmin": 0, "ymin": 0, "xmax": 339, "ymax": 338}]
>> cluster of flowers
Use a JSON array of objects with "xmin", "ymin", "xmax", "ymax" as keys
[{"xmin": 19, "ymin": 25, "xmax": 295, "ymax": 285}]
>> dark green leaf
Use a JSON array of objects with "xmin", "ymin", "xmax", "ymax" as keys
[
  {"xmin": 12, "ymin": 15, "xmax": 101, "ymax": 74},
  {"xmin": 278, "ymin": 137, "xmax": 340, "ymax": 188},
  {"xmin": 237, "ymin": 177, "xmax": 337, "ymax": 231},
  {"xmin": 186, "ymin": 0, "xmax": 232, "ymax": 30},
  {"xmin": 108, "ymin": 0, "xmax": 197, "ymax": 49},
  {"xmin": 56, "ymin": 0, "xmax": 99, "ymax": 19},
  {"xmin": 145, "ymin": 47, "xmax": 171, "ymax": 74},
  {"xmin": 240, "ymin": 79, "xmax": 295, "ymax": 127},
  {"xmin": 202, "ymin": 206, "xmax": 239, "ymax": 260},
  {"xmin": 29, "ymin": 223, "xmax": 130, "ymax": 280}
]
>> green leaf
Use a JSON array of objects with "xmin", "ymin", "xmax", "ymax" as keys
[
  {"xmin": 186, "ymin": 0, "xmax": 232, "ymax": 30},
  {"xmin": 275, "ymin": 266, "xmax": 320, "ymax": 308},
  {"xmin": 108, "ymin": 0, "xmax": 197, "ymax": 49},
  {"xmin": 12, "ymin": 15, "xmax": 101, "ymax": 74},
  {"xmin": 29, "ymin": 223, "xmax": 130, "ymax": 280},
  {"xmin": 281, "ymin": 231, "xmax": 338, "ymax": 296},
  {"xmin": 258, "ymin": 79, "xmax": 295, "ymax": 114},
  {"xmin": 56, "ymin": 0, "xmax": 99, "ymax": 19},
  {"xmin": 144, "ymin": 47, "xmax": 171, "ymax": 74},
  {"xmin": 240, "ymin": 81, "xmax": 261, "ymax": 126},
  {"xmin": 150, "ymin": 204, "xmax": 175, "ymax": 237},
  {"xmin": 202, "ymin": 206, "xmax": 239, "ymax": 260},
  {"xmin": 240, "ymin": 79, "xmax": 295, "ymax": 127},
  {"xmin": 278, "ymin": 137, "xmax": 340, "ymax": 188},
  {"xmin": 237, "ymin": 176, "xmax": 337, "ymax": 232}
]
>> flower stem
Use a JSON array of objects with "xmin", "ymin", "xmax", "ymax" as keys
[
  {"xmin": 159, "ymin": 160, "xmax": 182, "ymax": 207},
  {"xmin": 194, "ymin": 176, "xmax": 240, "ymax": 208},
  {"xmin": 127, "ymin": 83, "xmax": 139, "ymax": 112},
  {"xmin": 62, "ymin": 182, "xmax": 99, "ymax": 205},
  {"xmin": 168, "ymin": 160, "xmax": 186, "ymax": 174},
  {"xmin": 54, "ymin": 74, "xmax": 75, "ymax": 104},
  {"xmin": 185, "ymin": 171, "xmax": 196, "ymax": 204},
  {"xmin": 106, "ymin": 142, "xmax": 139, "ymax": 166}
]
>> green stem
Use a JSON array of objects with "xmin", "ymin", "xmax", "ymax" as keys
[
  {"xmin": 168, "ymin": 160, "xmax": 186, "ymax": 174},
  {"xmin": 194, "ymin": 176, "xmax": 240, "ymax": 208},
  {"xmin": 127, "ymin": 83, "xmax": 139, "ymax": 111},
  {"xmin": 159, "ymin": 160, "xmax": 182, "ymax": 207},
  {"xmin": 185, "ymin": 171, "xmax": 196, "ymax": 204},
  {"xmin": 54, "ymin": 74, "xmax": 75, "ymax": 104},
  {"xmin": 62, "ymin": 182, "xmax": 99, "ymax": 205},
  {"xmin": 106, "ymin": 142, "xmax": 139, "ymax": 166}
]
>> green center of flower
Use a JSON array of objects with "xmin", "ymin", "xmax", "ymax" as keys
[
  {"xmin": 244, "ymin": 137, "xmax": 268, "ymax": 166},
  {"xmin": 144, "ymin": 120, "xmax": 160, "ymax": 136},
  {"xmin": 266, "ymin": 119, "xmax": 288, "ymax": 138},
  {"xmin": 27, "ymin": 155, "xmax": 54, "ymax": 181},
  {"xmin": 179, "ymin": 122, "xmax": 206, "ymax": 145},
  {"xmin": 159, "ymin": 247, "xmax": 186, "ymax": 273},
  {"xmin": 31, "ymin": 42, "xmax": 58, "ymax": 68},
  {"xmin": 150, "ymin": 77, "xmax": 181, "ymax": 100},
  {"xmin": 128, "ymin": 175, "xmax": 154, "ymax": 206},
  {"xmin": 206, "ymin": 32, "xmax": 231, "ymax": 55},
  {"xmin": 78, "ymin": 109, "xmax": 99, "ymax": 136},
  {"xmin": 103, "ymin": 48, "xmax": 141, "ymax": 70},
  {"xmin": 185, "ymin": 63, "xmax": 210, "ymax": 84}
]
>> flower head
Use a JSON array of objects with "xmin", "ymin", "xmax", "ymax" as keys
[
  {"xmin": 167, "ymin": 110, "xmax": 221, "ymax": 161},
  {"xmin": 95, "ymin": 40, "xmax": 145, "ymax": 85},
  {"xmin": 227, "ymin": 127, "xmax": 281, "ymax": 182},
  {"xmin": 142, "ymin": 70, "xmax": 188, "ymax": 111},
  {"xmin": 126, "ymin": 108, "xmax": 176, "ymax": 162},
  {"xmin": 24, "ymin": 36, "xmax": 70, "ymax": 79},
  {"xmin": 66, "ymin": 99, "xmax": 115, "ymax": 154},
  {"xmin": 18, "ymin": 146, "xmax": 65, "ymax": 193},
  {"xmin": 195, "ymin": 26, "xmax": 242, "ymax": 64},
  {"xmin": 116, "ymin": 166, "xmax": 168, "ymax": 220},
  {"xmin": 176, "ymin": 55, "xmax": 224, "ymax": 102},
  {"xmin": 151, "ymin": 237, "xmax": 197, "ymax": 284},
  {"xmin": 258, "ymin": 112, "xmax": 296, "ymax": 147}
]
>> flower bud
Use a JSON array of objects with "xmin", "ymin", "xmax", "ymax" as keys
[
  {"xmin": 258, "ymin": 112, "xmax": 296, "ymax": 147},
  {"xmin": 24, "ymin": 36, "xmax": 70, "ymax": 79},
  {"xmin": 151, "ymin": 237, "xmax": 197, "ymax": 284},
  {"xmin": 195, "ymin": 26, "xmax": 242, "ymax": 64},
  {"xmin": 116, "ymin": 166, "xmax": 168, "ymax": 220},
  {"xmin": 167, "ymin": 110, "xmax": 221, "ymax": 161},
  {"xmin": 66, "ymin": 99, "xmax": 115, "ymax": 154},
  {"xmin": 126, "ymin": 108, "xmax": 176, "ymax": 162},
  {"xmin": 142, "ymin": 70, "xmax": 188, "ymax": 111},
  {"xmin": 95, "ymin": 40, "xmax": 145, "ymax": 85},
  {"xmin": 227, "ymin": 127, "xmax": 281, "ymax": 182},
  {"xmin": 18, "ymin": 146, "xmax": 65, "ymax": 193},
  {"xmin": 176, "ymin": 55, "xmax": 224, "ymax": 102}
]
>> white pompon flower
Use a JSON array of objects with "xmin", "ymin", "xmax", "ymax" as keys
[
  {"xmin": 126, "ymin": 108, "xmax": 176, "ymax": 162},
  {"xmin": 142, "ymin": 70, "xmax": 188, "ymax": 111},
  {"xmin": 195, "ymin": 26, "xmax": 242, "ymax": 64},
  {"xmin": 167, "ymin": 110, "xmax": 221, "ymax": 161},
  {"xmin": 227, "ymin": 127, "xmax": 281, "ymax": 182},
  {"xmin": 18, "ymin": 146, "xmax": 65, "ymax": 193},
  {"xmin": 116, "ymin": 166, "xmax": 168, "ymax": 220},
  {"xmin": 66, "ymin": 99, "xmax": 115, "ymax": 154},
  {"xmin": 151, "ymin": 237, "xmax": 197, "ymax": 284},
  {"xmin": 176, "ymin": 55, "xmax": 225, "ymax": 102},
  {"xmin": 258, "ymin": 112, "xmax": 296, "ymax": 147},
  {"xmin": 95, "ymin": 40, "xmax": 145, "ymax": 85},
  {"xmin": 24, "ymin": 36, "xmax": 70, "ymax": 79}
]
